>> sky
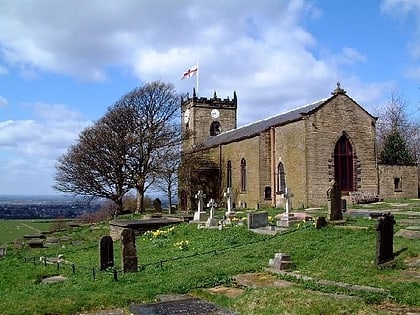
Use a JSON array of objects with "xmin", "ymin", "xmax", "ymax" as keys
[{"xmin": 0, "ymin": 0, "xmax": 419, "ymax": 195}]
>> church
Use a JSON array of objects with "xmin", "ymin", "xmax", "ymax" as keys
[{"xmin": 180, "ymin": 84, "xmax": 418, "ymax": 211}]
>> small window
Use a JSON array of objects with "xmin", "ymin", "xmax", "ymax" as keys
[
  {"xmin": 210, "ymin": 121, "xmax": 221, "ymax": 136},
  {"xmin": 227, "ymin": 160, "xmax": 232, "ymax": 188},
  {"xmin": 240, "ymin": 158, "xmax": 246, "ymax": 191},
  {"xmin": 394, "ymin": 177, "xmax": 402, "ymax": 191},
  {"xmin": 277, "ymin": 162, "xmax": 286, "ymax": 194},
  {"xmin": 264, "ymin": 186, "xmax": 271, "ymax": 200}
]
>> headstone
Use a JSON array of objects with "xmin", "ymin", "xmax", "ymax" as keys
[
  {"xmin": 153, "ymin": 198, "xmax": 162, "ymax": 212},
  {"xmin": 206, "ymin": 199, "xmax": 218, "ymax": 227},
  {"xmin": 268, "ymin": 253, "xmax": 294, "ymax": 270},
  {"xmin": 327, "ymin": 180, "xmax": 343, "ymax": 221},
  {"xmin": 99, "ymin": 235, "xmax": 114, "ymax": 270},
  {"xmin": 376, "ymin": 213, "xmax": 396, "ymax": 266},
  {"xmin": 14, "ymin": 239, "xmax": 23, "ymax": 249},
  {"xmin": 315, "ymin": 217, "xmax": 327, "ymax": 229},
  {"xmin": 0, "ymin": 247, "xmax": 6, "ymax": 258},
  {"xmin": 224, "ymin": 187, "xmax": 235, "ymax": 216},
  {"xmin": 193, "ymin": 190, "xmax": 208, "ymax": 221},
  {"xmin": 121, "ymin": 229, "xmax": 138, "ymax": 273},
  {"xmin": 247, "ymin": 211, "xmax": 268, "ymax": 229},
  {"xmin": 277, "ymin": 187, "xmax": 298, "ymax": 227}
]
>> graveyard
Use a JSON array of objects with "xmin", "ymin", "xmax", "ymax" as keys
[{"xmin": 0, "ymin": 198, "xmax": 420, "ymax": 314}]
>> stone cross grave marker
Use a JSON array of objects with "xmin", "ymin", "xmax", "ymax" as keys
[
  {"xmin": 99, "ymin": 235, "xmax": 114, "ymax": 271},
  {"xmin": 121, "ymin": 228, "xmax": 138, "ymax": 273},
  {"xmin": 224, "ymin": 187, "xmax": 235, "ymax": 216},
  {"xmin": 376, "ymin": 213, "xmax": 396, "ymax": 266},
  {"xmin": 194, "ymin": 190, "xmax": 208, "ymax": 221},
  {"xmin": 327, "ymin": 180, "xmax": 343, "ymax": 221},
  {"xmin": 206, "ymin": 198, "xmax": 218, "ymax": 227},
  {"xmin": 278, "ymin": 187, "xmax": 297, "ymax": 227}
]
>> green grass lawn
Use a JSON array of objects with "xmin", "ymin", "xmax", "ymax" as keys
[
  {"xmin": 0, "ymin": 200, "xmax": 420, "ymax": 314},
  {"xmin": 0, "ymin": 220, "xmax": 52, "ymax": 244}
]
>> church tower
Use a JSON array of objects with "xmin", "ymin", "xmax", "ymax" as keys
[{"xmin": 181, "ymin": 88, "xmax": 237, "ymax": 150}]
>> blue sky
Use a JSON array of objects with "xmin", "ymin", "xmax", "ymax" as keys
[{"xmin": 0, "ymin": 0, "xmax": 419, "ymax": 195}]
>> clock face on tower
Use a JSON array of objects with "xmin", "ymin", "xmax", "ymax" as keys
[
  {"xmin": 184, "ymin": 109, "xmax": 190, "ymax": 123},
  {"xmin": 211, "ymin": 109, "xmax": 220, "ymax": 119}
]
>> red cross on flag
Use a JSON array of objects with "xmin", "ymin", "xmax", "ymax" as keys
[{"xmin": 181, "ymin": 65, "xmax": 198, "ymax": 80}]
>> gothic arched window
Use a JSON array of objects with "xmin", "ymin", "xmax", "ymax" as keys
[
  {"xmin": 240, "ymin": 158, "xmax": 246, "ymax": 191},
  {"xmin": 210, "ymin": 121, "xmax": 221, "ymax": 136},
  {"xmin": 334, "ymin": 135, "xmax": 354, "ymax": 192},
  {"xmin": 227, "ymin": 160, "xmax": 232, "ymax": 188}
]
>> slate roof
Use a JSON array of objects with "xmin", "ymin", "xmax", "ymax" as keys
[{"xmin": 201, "ymin": 96, "xmax": 332, "ymax": 148}]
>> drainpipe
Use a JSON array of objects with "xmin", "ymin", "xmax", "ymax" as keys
[{"xmin": 270, "ymin": 127, "xmax": 276, "ymax": 207}]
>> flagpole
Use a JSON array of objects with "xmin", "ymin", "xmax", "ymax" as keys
[{"xmin": 196, "ymin": 61, "xmax": 199, "ymax": 96}]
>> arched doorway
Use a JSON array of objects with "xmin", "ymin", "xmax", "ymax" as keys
[{"xmin": 334, "ymin": 135, "xmax": 354, "ymax": 192}]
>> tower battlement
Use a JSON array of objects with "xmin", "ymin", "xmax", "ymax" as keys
[{"xmin": 182, "ymin": 89, "xmax": 237, "ymax": 109}]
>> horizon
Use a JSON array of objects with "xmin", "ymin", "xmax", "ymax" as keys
[{"xmin": 1, "ymin": 0, "xmax": 419, "ymax": 195}]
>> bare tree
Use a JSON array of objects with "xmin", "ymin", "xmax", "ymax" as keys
[
  {"xmin": 375, "ymin": 90, "xmax": 419, "ymax": 162},
  {"xmin": 112, "ymin": 81, "xmax": 181, "ymax": 213},
  {"xmin": 54, "ymin": 104, "xmax": 137, "ymax": 218},
  {"xmin": 154, "ymin": 145, "xmax": 181, "ymax": 213}
]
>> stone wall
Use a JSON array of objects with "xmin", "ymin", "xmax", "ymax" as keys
[
  {"xmin": 378, "ymin": 164, "xmax": 419, "ymax": 199},
  {"xmin": 304, "ymin": 94, "xmax": 378, "ymax": 206}
]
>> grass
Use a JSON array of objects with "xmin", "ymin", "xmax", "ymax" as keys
[
  {"xmin": 0, "ymin": 199, "xmax": 420, "ymax": 314},
  {"xmin": 0, "ymin": 220, "xmax": 52, "ymax": 244}
]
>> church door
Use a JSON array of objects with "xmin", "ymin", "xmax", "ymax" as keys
[{"xmin": 334, "ymin": 135, "xmax": 354, "ymax": 192}]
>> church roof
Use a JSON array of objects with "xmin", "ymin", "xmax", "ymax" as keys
[{"xmin": 201, "ymin": 96, "xmax": 331, "ymax": 148}]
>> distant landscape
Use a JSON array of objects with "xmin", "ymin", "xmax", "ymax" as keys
[{"xmin": 0, "ymin": 195, "xmax": 102, "ymax": 219}]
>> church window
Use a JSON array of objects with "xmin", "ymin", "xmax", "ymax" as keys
[
  {"xmin": 264, "ymin": 186, "xmax": 271, "ymax": 200},
  {"xmin": 394, "ymin": 177, "xmax": 402, "ymax": 191},
  {"xmin": 210, "ymin": 121, "xmax": 221, "ymax": 136},
  {"xmin": 334, "ymin": 135, "xmax": 354, "ymax": 192},
  {"xmin": 240, "ymin": 158, "xmax": 246, "ymax": 191},
  {"xmin": 276, "ymin": 162, "xmax": 286, "ymax": 194},
  {"xmin": 227, "ymin": 160, "xmax": 232, "ymax": 188}
]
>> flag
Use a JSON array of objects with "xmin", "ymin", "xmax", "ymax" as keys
[{"xmin": 181, "ymin": 65, "xmax": 198, "ymax": 80}]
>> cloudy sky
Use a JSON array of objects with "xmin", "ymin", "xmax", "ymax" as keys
[{"xmin": 0, "ymin": 0, "xmax": 419, "ymax": 195}]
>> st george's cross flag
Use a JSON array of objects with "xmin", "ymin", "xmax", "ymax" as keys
[{"xmin": 181, "ymin": 65, "xmax": 198, "ymax": 79}]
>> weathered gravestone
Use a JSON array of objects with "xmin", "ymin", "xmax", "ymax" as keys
[
  {"xmin": 327, "ymin": 180, "xmax": 343, "ymax": 221},
  {"xmin": 99, "ymin": 235, "xmax": 114, "ymax": 271},
  {"xmin": 224, "ymin": 187, "xmax": 235, "ymax": 217},
  {"xmin": 193, "ymin": 190, "xmax": 208, "ymax": 221},
  {"xmin": 0, "ymin": 247, "xmax": 6, "ymax": 258},
  {"xmin": 153, "ymin": 198, "xmax": 162, "ymax": 212},
  {"xmin": 247, "ymin": 211, "xmax": 268, "ymax": 229},
  {"xmin": 121, "ymin": 229, "xmax": 138, "ymax": 273},
  {"xmin": 277, "ymin": 187, "xmax": 299, "ymax": 227},
  {"xmin": 376, "ymin": 213, "xmax": 396, "ymax": 266},
  {"xmin": 206, "ymin": 198, "xmax": 218, "ymax": 227}
]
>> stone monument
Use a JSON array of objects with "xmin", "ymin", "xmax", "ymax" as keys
[
  {"xmin": 206, "ymin": 198, "xmax": 218, "ymax": 227},
  {"xmin": 277, "ymin": 187, "xmax": 298, "ymax": 227},
  {"xmin": 224, "ymin": 187, "xmax": 235, "ymax": 217},
  {"xmin": 193, "ymin": 190, "xmax": 208, "ymax": 221},
  {"xmin": 327, "ymin": 180, "xmax": 343, "ymax": 221},
  {"xmin": 376, "ymin": 213, "xmax": 396, "ymax": 266},
  {"xmin": 121, "ymin": 228, "xmax": 138, "ymax": 273},
  {"xmin": 99, "ymin": 235, "xmax": 114, "ymax": 270}
]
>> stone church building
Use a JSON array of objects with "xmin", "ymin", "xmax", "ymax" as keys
[{"xmin": 180, "ymin": 84, "xmax": 418, "ymax": 211}]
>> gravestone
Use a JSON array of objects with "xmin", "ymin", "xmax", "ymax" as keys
[
  {"xmin": 376, "ymin": 213, "xmax": 396, "ymax": 266},
  {"xmin": 268, "ymin": 253, "xmax": 294, "ymax": 271},
  {"xmin": 327, "ymin": 180, "xmax": 343, "ymax": 221},
  {"xmin": 247, "ymin": 211, "xmax": 268, "ymax": 229},
  {"xmin": 277, "ymin": 187, "xmax": 298, "ymax": 227},
  {"xmin": 224, "ymin": 187, "xmax": 235, "ymax": 217},
  {"xmin": 206, "ymin": 198, "xmax": 218, "ymax": 227},
  {"xmin": 0, "ymin": 247, "xmax": 6, "ymax": 258},
  {"xmin": 121, "ymin": 229, "xmax": 138, "ymax": 273},
  {"xmin": 153, "ymin": 198, "xmax": 162, "ymax": 212},
  {"xmin": 193, "ymin": 190, "xmax": 208, "ymax": 221},
  {"xmin": 99, "ymin": 235, "xmax": 114, "ymax": 270}
]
